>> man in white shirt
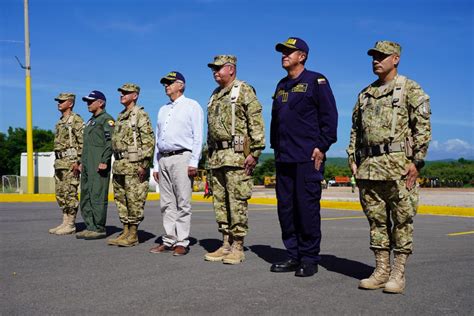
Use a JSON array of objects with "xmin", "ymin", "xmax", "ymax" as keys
[{"xmin": 149, "ymin": 71, "xmax": 204, "ymax": 256}]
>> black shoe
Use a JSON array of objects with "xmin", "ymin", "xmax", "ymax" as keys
[
  {"xmin": 270, "ymin": 259, "xmax": 300, "ymax": 273},
  {"xmin": 294, "ymin": 263, "xmax": 318, "ymax": 277}
]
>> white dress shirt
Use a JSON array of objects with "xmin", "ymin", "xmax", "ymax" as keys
[{"xmin": 153, "ymin": 95, "xmax": 204, "ymax": 172}]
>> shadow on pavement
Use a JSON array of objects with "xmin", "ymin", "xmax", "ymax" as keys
[
  {"xmin": 199, "ymin": 238, "xmax": 223, "ymax": 252},
  {"xmin": 138, "ymin": 230, "xmax": 156, "ymax": 243},
  {"xmin": 249, "ymin": 245, "xmax": 373, "ymax": 280},
  {"xmin": 319, "ymin": 254, "xmax": 373, "ymax": 280},
  {"xmin": 249, "ymin": 245, "xmax": 287, "ymax": 263}
]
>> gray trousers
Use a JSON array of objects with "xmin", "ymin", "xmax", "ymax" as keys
[{"xmin": 159, "ymin": 151, "xmax": 192, "ymax": 247}]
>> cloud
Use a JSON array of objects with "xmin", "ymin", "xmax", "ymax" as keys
[
  {"xmin": 0, "ymin": 39, "xmax": 23, "ymax": 44},
  {"xmin": 428, "ymin": 138, "xmax": 474, "ymax": 160},
  {"xmin": 431, "ymin": 118, "xmax": 473, "ymax": 128}
]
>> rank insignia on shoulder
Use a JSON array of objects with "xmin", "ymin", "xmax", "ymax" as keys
[
  {"xmin": 317, "ymin": 78, "xmax": 327, "ymax": 84},
  {"xmin": 108, "ymin": 120, "xmax": 115, "ymax": 127}
]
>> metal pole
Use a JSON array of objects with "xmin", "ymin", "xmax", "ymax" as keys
[{"xmin": 24, "ymin": 0, "xmax": 34, "ymax": 193}]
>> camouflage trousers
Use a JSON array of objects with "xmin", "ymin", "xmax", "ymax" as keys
[
  {"xmin": 113, "ymin": 174, "xmax": 149, "ymax": 225},
  {"xmin": 54, "ymin": 168, "xmax": 80, "ymax": 215},
  {"xmin": 211, "ymin": 167, "xmax": 253, "ymax": 237},
  {"xmin": 358, "ymin": 179, "xmax": 419, "ymax": 254}
]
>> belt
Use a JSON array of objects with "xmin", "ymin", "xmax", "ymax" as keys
[
  {"xmin": 357, "ymin": 142, "xmax": 404, "ymax": 158},
  {"xmin": 161, "ymin": 149, "xmax": 190, "ymax": 157},
  {"xmin": 213, "ymin": 140, "xmax": 233, "ymax": 151},
  {"xmin": 55, "ymin": 148, "xmax": 77, "ymax": 159},
  {"xmin": 114, "ymin": 151, "xmax": 127, "ymax": 160}
]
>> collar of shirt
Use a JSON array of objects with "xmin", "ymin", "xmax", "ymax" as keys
[{"xmin": 169, "ymin": 95, "xmax": 185, "ymax": 106}]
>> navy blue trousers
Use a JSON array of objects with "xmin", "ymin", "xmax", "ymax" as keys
[{"xmin": 275, "ymin": 161, "xmax": 322, "ymax": 264}]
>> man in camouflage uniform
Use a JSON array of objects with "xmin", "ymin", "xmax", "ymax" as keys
[
  {"xmin": 347, "ymin": 41, "xmax": 431, "ymax": 294},
  {"xmin": 76, "ymin": 90, "xmax": 115, "ymax": 240},
  {"xmin": 205, "ymin": 55, "xmax": 265, "ymax": 264},
  {"xmin": 49, "ymin": 92, "xmax": 84, "ymax": 235},
  {"xmin": 108, "ymin": 83, "xmax": 155, "ymax": 247}
]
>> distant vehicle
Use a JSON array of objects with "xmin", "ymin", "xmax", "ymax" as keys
[
  {"xmin": 264, "ymin": 175, "xmax": 276, "ymax": 188},
  {"xmin": 193, "ymin": 169, "xmax": 207, "ymax": 192},
  {"xmin": 329, "ymin": 176, "xmax": 351, "ymax": 187}
]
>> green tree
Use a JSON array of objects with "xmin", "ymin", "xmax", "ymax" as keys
[
  {"xmin": 0, "ymin": 127, "xmax": 55, "ymax": 176},
  {"xmin": 253, "ymin": 157, "xmax": 276, "ymax": 184}
]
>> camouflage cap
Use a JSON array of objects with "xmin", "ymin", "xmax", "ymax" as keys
[
  {"xmin": 275, "ymin": 37, "xmax": 309, "ymax": 54},
  {"xmin": 54, "ymin": 92, "xmax": 76, "ymax": 102},
  {"xmin": 118, "ymin": 83, "xmax": 140, "ymax": 93},
  {"xmin": 207, "ymin": 55, "xmax": 237, "ymax": 68},
  {"xmin": 367, "ymin": 41, "xmax": 402, "ymax": 56},
  {"xmin": 160, "ymin": 71, "xmax": 186, "ymax": 84}
]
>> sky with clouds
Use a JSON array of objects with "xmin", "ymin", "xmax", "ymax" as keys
[{"xmin": 1, "ymin": 0, "xmax": 473, "ymax": 160}]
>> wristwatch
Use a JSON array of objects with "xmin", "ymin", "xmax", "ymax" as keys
[{"xmin": 413, "ymin": 159, "xmax": 425, "ymax": 170}]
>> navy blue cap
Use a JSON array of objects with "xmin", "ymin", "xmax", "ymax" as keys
[
  {"xmin": 82, "ymin": 90, "xmax": 106, "ymax": 102},
  {"xmin": 160, "ymin": 71, "xmax": 186, "ymax": 84},
  {"xmin": 275, "ymin": 37, "xmax": 309, "ymax": 54}
]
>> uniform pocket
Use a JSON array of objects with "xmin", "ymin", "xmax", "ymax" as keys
[{"xmin": 234, "ymin": 173, "xmax": 253, "ymax": 201}]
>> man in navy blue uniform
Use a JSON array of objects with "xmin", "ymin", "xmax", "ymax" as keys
[{"xmin": 270, "ymin": 37, "xmax": 338, "ymax": 277}]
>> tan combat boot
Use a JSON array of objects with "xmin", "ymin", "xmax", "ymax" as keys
[
  {"xmin": 383, "ymin": 252, "xmax": 409, "ymax": 294},
  {"xmin": 222, "ymin": 237, "xmax": 245, "ymax": 265},
  {"xmin": 107, "ymin": 224, "xmax": 129, "ymax": 246},
  {"xmin": 55, "ymin": 213, "xmax": 76, "ymax": 235},
  {"xmin": 204, "ymin": 234, "xmax": 232, "ymax": 262},
  {"xmin": 49, "ymin": 213, "xmax": 67, "ymax": 234},
  {"xmin": 359, "ymin": 250, "xmax": 391, "ymax": 289},
  {"xmin": 117, "ymin": 224, "xmax": 139, "ymax": 247}
]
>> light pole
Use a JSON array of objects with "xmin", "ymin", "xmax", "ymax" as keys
[{"xmin": 23, "ymin": 0, "xmax": 34, "ymax": 193}]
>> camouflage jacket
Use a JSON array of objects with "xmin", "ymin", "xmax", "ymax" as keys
[
  {"xmin": 207, "ymin": 79, "xmax": 265, "ymax": 169},
  {"xmin": 54, "ymin": 112, "xmax": 84, "ymax": 169},
  {"xmin": 347, "ymin": 74, "xmax": 431, "ymax": 180},
  {"xmin": 112, "ymin": 105, "xmax": 155, "ymax": 174}
]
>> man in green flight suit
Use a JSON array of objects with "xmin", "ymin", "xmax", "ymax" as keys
[{"xmin": 76, "ymin": 90, "xmax": 115, "ymax": 240}]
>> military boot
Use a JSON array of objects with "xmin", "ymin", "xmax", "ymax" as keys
[
  {"xmin": 49, "ymin": 213, "xmax": 67, "ymax": 234},
  {"xmin": 117, "ymin": 224, "xmax": 139, "ymax": 247},
  {"xmin": 383, "ymin": 252, "xmax": 409, "ymax": 294},
  {"xmin": 107, "ymin": 224, "xmax": 129, "ymax": 246},
  {"xmin": 222, "ymin": 237, "xmax": 245, "ymax": 265},
  {"xmin": 359, "ymin": 250, "xmax": 391, "ymax": 290},
  {"xmin": 54, "ymin": 213, "xmax": 76, "ymax": 235},
  {"xmin": 204, "ymin": 234, "xmax": 232, "ymax": 262}
]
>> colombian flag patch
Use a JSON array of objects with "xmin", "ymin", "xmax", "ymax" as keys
[{"xmin": 317, "ymin": 78, "xmax": 327, "ymax": 84}]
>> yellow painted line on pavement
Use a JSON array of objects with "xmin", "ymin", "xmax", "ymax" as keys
[
  {"xmin": 1, "ymin": 193, "xmax": 473, "ymax": 217},
  {"xmin": 447, "ymin": 230, "xmax": 474, "ymax": 236},
  {"xmin": 322, "ymin": 216, "xmax": 366, "ymax": 221}
]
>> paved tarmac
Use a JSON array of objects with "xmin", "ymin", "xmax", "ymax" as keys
[
  {"xmin": 253, "ymin": 186, "xmax": 474, "ymax": 207},
  {"xmin": 1, "ymin": 201, "xmax": 473, "ymax": 315}
]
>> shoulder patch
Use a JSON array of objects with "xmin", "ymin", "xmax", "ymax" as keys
[
  {"xmin": 108, "ymin": 120, "xmax": 115, "ymax": 127},
  {"xmin": 317, "ymin": 78, "xmax": 327, "ymax": 85}
]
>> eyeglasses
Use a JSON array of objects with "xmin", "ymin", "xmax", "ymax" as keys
[
  {"xmin": 211, "ymin": 64, "xmax": 234, "ymax": 72},
  {"xmin": 86, "ymin": 100, "xmax": 97, "ymax": 105},
  {"xmin": 120, "ymin": 91, "xmax": 133, "ymax": 96},
  {"xmin": 163, "ymin": 80, "xmax": 183, "ymax": 87},
  {"xmin": 57, "ymin": 100, "xmax": 68, "ymax": 104}
]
